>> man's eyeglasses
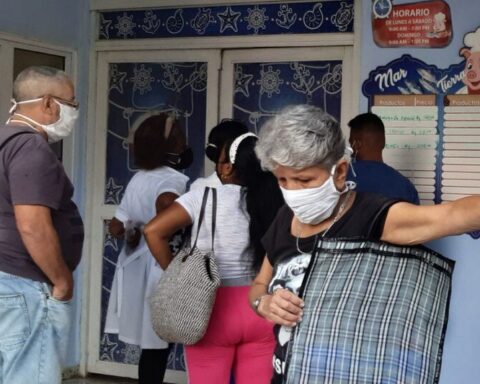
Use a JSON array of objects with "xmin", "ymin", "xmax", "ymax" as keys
[{"xmin": 49, "ymin": 95, "xmax": 80, "ymax": 110}]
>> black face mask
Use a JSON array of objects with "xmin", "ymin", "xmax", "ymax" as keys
[{"xmin": 167, "ymin": 147, "xmax": 194, "ymax": 170}]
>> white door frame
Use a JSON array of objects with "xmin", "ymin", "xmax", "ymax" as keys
[
  {"xmin": 84, "ymin": 0, "xmax": 362, "ymax": 380},
  {"xmin": 85, "ymin": 49, "xmax": 220, "ymax": 383},
  {"xmin": 86, "ymin": 47, "xmax": 353, "ymax": 382}
]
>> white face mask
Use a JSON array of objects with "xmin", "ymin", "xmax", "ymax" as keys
[
  {"xmin": 280, "ymin": 166, "xmax": 351, "ymax": 225},
  {"xmin": 9, "ymin": 98, "xmax": 78, "ymax": 143}
]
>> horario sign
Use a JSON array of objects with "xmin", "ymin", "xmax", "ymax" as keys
[{"xmin": 372, "ymin": 0, "xmax": 452, "ymax": 48}]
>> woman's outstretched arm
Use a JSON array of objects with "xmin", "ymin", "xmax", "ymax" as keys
[
  {"xmin": 144, "ymin": 202, "xmax": 192, "ymax": 269},
  {"xmin": 382, "ymin": 196, "xmax": 480, "ymax": 245}
]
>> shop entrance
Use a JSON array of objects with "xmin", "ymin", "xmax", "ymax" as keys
[{"xmin": 87, "ymin": 46, "xmax": 352, "ymax": 382}]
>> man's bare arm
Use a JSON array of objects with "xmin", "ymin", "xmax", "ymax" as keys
[{"xmin": 14, "ymin": 205, "xmax": 73, "ymax": 300}]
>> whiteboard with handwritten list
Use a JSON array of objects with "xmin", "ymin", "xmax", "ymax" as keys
[
  {"xmin": 372, "ymin": 95, "xmax": 438, "ymax": 205},
  {"xmin": 442, "ymin": 95, "xmax": 480, "ymax": 200},
  {"xmin": 362, "ymin": 54, "xmax": 479, "ymax": 238}
]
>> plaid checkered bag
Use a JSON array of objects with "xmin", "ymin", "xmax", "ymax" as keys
[{"xmin": 285, "ymin": 238, "xmax": 454, "ymax": 384}]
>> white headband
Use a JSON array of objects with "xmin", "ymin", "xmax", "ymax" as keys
[
  {"xmin": 229, "ymin": 132, "xmax": 257, "ymax": 164},
  {"xmin": 164, "ymin": 116, "xmax": 175, "ymax": 139}
]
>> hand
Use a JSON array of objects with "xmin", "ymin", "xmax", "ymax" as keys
[
  {"xmin": 258, "ymin": 288, "xmax": 304, "ymax": 327},
  {"xmin": 52, "ymin": 275, "xmax": 74, "ymax": 301},
  {"xmin": 126, "ymin": 227, "xmax": 142, "ymax": 249}
]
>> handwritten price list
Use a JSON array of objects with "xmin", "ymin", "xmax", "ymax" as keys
[
  {"xmin": 372, "ymin": 95, "xmax": 438, "ymax": 205},
  {"xmin": 442, "ymin": 95, "xmax": 480, "ymax": 201}
]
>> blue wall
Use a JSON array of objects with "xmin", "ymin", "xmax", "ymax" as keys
[
  {"xmin": 360, "ymin": 1, "xmax": 480, "ymax": 382},
  {"xmin": 0, "ymin": 0, "xmax": 90, "ymax": 368}
]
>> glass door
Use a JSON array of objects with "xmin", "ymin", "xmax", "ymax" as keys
[
  {"xmin": 87, "ymin": 45, "xmax": 354, "ymax": 381},
  {"xmin": 87, "ymin": 49, "xmax": 220, "ymax": 382}
]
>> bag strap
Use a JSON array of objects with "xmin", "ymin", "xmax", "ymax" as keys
[
  {"xmin": 190, "ymin": 187, "xmax": 211, "ymax": 251},
  {"xmin": 0, "ymin": 131, "xmax": 34, "ymax": 152},
  {"xmin": 210, "ymin": 188, "xmax": 217, "ymax": 251}
]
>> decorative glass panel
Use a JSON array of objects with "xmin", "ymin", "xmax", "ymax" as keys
[
  {"xmin": 104, "ymin": 62, "xmax": 207, "ymax": 204},
  {"xmin": 232, "ymin": 60, "xmax": 343, "ymax": 131},
  {"xmin": 100, "ymin": 220, "xmax": 186, "ymax": 370},
  {"xmin": 99, "ymin": 2, "xmax": 354, "ymax": 40}
]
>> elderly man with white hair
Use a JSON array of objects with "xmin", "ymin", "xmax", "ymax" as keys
[
  {"xmin": 0, "ymin": 66, "xmax": 83, "ymax": 384},
  {"xmin": 249, "ymin": 104, "xmax": 480, "ymax": 384}
]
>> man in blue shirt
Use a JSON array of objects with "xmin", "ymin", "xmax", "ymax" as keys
[{"xmin": 348, "ymin": 113, "xmax": 420, "ymax": 204}]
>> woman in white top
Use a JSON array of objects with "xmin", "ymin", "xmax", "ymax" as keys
[
  {"xmin": 105, "ymin": 114, "xmax": 191, "ymax": 384},
  {"xmin": 145, "ymin": 132, "xmax": 284, "ymax": 384},
  {"xmin": 190, "ymin": 120, "xmax": 248, "ymax": 191}
]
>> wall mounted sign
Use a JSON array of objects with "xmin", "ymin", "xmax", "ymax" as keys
[
  {"xmin": 372, "ymin": 0, "xmax": 452, "ymax": 48},
  {"xmin": 98, "ymin": 1, "xmax": 354, "ymax": 40},
  {"xmin": 363, "ymin": 29, "xmax": 480, "ymax": 239}
]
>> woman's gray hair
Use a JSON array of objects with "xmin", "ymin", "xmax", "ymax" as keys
[
  {"xmin": 256, "ymin": 104, "xmax": 346, "ymax": 171},
  {"xmin": 13, "ymin": 66, "xmax": 70, "ymax": 101}
]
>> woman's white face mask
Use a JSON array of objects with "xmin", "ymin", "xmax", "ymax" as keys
[
  {"xmin": 280, "ymin": 166, "xmax": 349, "ymax": 225},
  {"xmin": 9, "ymin": 98, "xmax": 79, "ymax": 143}
]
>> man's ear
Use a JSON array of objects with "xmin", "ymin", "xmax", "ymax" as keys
[
  {"xmin": 353, "ymin": 138, "xmax": 362, "ymax": 152},
  {"xmin": 41, "ymin": 96, "xmax": 57, "ymax": 116},
  {"xmin": 352, "ymin": 138, "xmax": 364, "ymax": 160}
]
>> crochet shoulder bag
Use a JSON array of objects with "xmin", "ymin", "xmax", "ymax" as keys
[{"xmin": 150, "ymin": 187, "xmax": 220, "ymax": 345}]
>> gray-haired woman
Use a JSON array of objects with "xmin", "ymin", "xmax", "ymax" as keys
[{"xmin": 248, "ymin": 104, "xmax": 480, "ymax": 384}]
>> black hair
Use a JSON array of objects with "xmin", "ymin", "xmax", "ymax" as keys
[
  {"xmin": 348, "ymin": 112, "xmax": 385, "ymax": 135},
  {"xmin": 224, "ymin": 136, "xmax": 284, "ymax": 272},
  {"xmin": 134, "ymin": 114, "xmax": 183, "ymax": 170},
  {"xmin": 205, "ymin": 120, "xmax": 249, "ymax": 162}
]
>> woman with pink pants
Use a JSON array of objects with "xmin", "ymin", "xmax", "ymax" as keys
[{"xmin": 145, "ymin": 128, "xmax": 284, "ymax": 383}]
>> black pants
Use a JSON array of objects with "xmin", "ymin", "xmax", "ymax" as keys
[{"xmin": 138, "ymin": 347, "xmax": 170, "ymax": 384}]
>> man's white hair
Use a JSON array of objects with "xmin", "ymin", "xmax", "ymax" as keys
[{"xmin": 13, "ymin": 66, "xmax": 70, "ymax": 101}]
